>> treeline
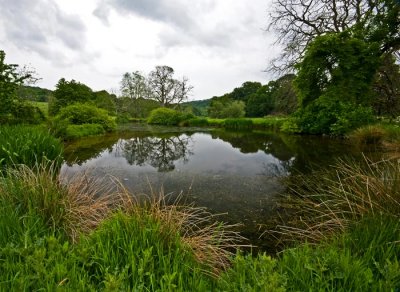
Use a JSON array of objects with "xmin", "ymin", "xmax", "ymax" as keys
[{"xmin": 207, "ymin": 74, "xmax": 297, "ymax": 118}]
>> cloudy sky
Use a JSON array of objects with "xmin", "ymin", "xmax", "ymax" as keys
[{"xmin": 0, "ymin": 0, "xmax": 279, "ymax": 100}]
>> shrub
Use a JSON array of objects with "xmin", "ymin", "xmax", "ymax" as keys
[
  {"xmin": 296, "ymin": 99, "xmax": 375, "ymax": 135},
  {"xmin": 0, "ymin": 125, "xmax": 63, "ymax": 170},
  {"xmin": 0, "ymin": 102, "xmax": 45, "ymax": 125},
  {"xmin": 55, "ymin": 103, "xmax": 116, "ymax": 131},
  {"xmin": 147, "ymin": 108, "xmax": 193, "ymax": 126},
  {"xmin": 280, "ymin": 117, "xmax": 301, "ymax": 133}
]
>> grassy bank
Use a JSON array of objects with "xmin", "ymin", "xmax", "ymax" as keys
[
  {"xmin": 0, "ymin": 164, "xmax": 285, "ymax": 291},
  {"xmin": 2, "ymin": 124, "xmax": 400, "ymax": 290}
]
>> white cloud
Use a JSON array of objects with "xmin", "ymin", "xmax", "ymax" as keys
[{"xmin": 0, "ymin": 0, "xmax": 278, "ymax": 99}]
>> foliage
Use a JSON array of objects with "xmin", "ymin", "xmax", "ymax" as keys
[
  {"xmin": 223, "ymin": 118, "xmax": 253, "ymax": 130},
  {"xmin": 269, "ymin": 0, "xmax": 400, "ymax": 71},
  {"xmin": 0, "ymin": 102, "xmax": 45, "ymax": 125},
  {"xmin": 295, "ymin": 33, "xmax": 381, "ymax": 108},
  {"xmin": 120, "ymin": 71, "xmax": 148, "ymax": 100},
  {"xmin": 0, "ymin": 50, "xmax": 25, "ymax": 116},
  {"xmin": 181, "ymin": 99, "xmax": 210, "ymax": 116},
  {"xmin": 18, "ymin": 85, "xmax": 52, "ymax": 102},
  {"xmin": 93, "ymin": 90, "xmax": 117, "ymax": 115},
  {"xmin": 147, "ymin": 66, "xmax": 193, "ymax": 107},
  {"xmin": 147, "ymin": 107, "xmax": 194, "ymax": 126},
  {"xmin": 294, "ymin": 32, "xmax": 380, "ymax": 135},
  {"xmin": 276, "ymin": 157, "xmax": 400, "ymax": 244},
  {"xmin": 54, "ymin": 103, "xmax": 116, "ymax": 133},
  {"xmin": 49, "ymin": 78, "xmax": 94, "ymax": 115},
  {"xmin": 0, "ymin": 165, "xmax": 245, "ymax": 291},
  {"xmin": 208, "ymin": 100, "xmax": 246, "ymax": 118},
  {"xmin": 218, "ymin": 253, "xmax": 286, "ymax": 291},
  {"xmin": 349, "ymin": 124, "xmax": 387, "ymax": 145},
  {"xmin": 30, "ymin": 101, "xmax": 49, "ymax": 118},
  {"xmin": 0, "ymin": 50, "xmax": 43, "ymax": 125},
  {"xmin": 185, "ymin": 117, "xmax": 210, "ymax": 127},
  {"xmin": 372, "ymin": 54, "xmax": 400, "ymax": 117},
  {"xmin": 65, "ymin": 124, "xmax": 105, "ymax": 140},
  {"xmin": 0, "ymin": 125, "xmax": 63, "ymax": 170},
  {"xmin": 295, "ymin": 99, "xmax": 375, "ymax": 135},
  {"xmin": 279, "ymin": 216, "xmax": 400, "ymax": 291}
]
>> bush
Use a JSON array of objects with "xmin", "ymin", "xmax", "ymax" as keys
[
  {"xmin": 147, "ymin": 108, "xmax": 194, "ymax": 126},
  {"xmin": 55, "ymin": 103, "xmax": 116, "ymax": 131},
  {"xmin": 0, "ymin": 102, "xmax": 45, "ymax": 125},
  {"xmin": 296, "ymin": 99, "xmax": 375, "ymax": 135},
  {"xmin": 0, "ymin": 125, "xmax": 63, "ymax": 170}
]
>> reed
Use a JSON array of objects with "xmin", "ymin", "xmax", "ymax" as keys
[
  {"xmin": 273, "ymin": 156, "xmax": 400, "ymax": 244},
  {"xmin": 0, "ymin": 125, "xmax": 63, "ymax": 171}
]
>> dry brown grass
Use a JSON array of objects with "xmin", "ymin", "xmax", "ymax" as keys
[
  {"xmin": 58, "ymin": 168, "xmax": 247, "ymax": 273},
  {"xmin": 272, "ymin": 156, "xmax": 400, "ymax": 245}
]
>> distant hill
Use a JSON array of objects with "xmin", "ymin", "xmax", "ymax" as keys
[
  {"xmin": 18, "ymin": 85, "xmax": 53, "ymax": 102},
  {"xmin": 182, "ymin": 99, "xmax": 211, "ymax": 116}
]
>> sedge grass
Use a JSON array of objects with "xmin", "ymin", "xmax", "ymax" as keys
[
  {"xmin": 273, "ymin": 156, "xmax": 400, "ymax": 244},
  {"xmin": 0, "ymin": 163, "xmax": 247, "ymax": 290},
  {"xmin": 0, "ymin": 125, "xmax": 63, "ymax": 171}
]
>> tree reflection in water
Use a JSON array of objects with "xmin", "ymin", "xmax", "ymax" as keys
[{"xmin": 117, "ymin": 135, "xmax": 193, "ymax": 172}]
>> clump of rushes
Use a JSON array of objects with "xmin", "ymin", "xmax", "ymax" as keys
[
  {"xmin": 348, "ymin": 124, "xmax": 387, "ymax": 145},
  {"xmin": 274, "ymin": 156, "xmax": 400, "ymax": 244},
  {"xmin": 0, "ymin": 163, "xmax": 245, "ymax": 290},
  {"xmin": 0, "ymin": 125, "xmax": 63, "ymax": 171}
]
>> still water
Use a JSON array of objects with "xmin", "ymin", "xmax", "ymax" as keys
[{"xmin": 61, "ymin": 125, "xmax": 366, "ymax": 250}]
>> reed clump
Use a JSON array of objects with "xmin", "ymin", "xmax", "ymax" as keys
[
  {"xmin": 0, "ymin": 163, "xmax": 249, "ymax": 290},
  {"xmin": 274, "ymin": 156, "xmax": 400, "ymax": 244}
]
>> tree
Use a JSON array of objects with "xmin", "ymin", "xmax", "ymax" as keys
[
  {"xmin": 0, "ymin": 50, "xmax": 29, "ymax": 115},
  {"xmin": 120, "ymin": 71, "xmax": 148, "ymax": 100},
  {"xmin": 148, "ymin": 66, "xmax": 193, "ymax": 107},
  {"xmin": 371, "ymin": 54, "xmax": 400, "ymax": 117},
  {"xmin": 294, "ymin": 32, "xmax": 379, "ymax": 134},
  {"xmin": 208, "ymin": 100, "xmax": 246, "ymax": 118},
  {"xmin": 50, "ymin": 78, "xmax": 94, "ymax": 115},
  {"xmin": 0, "ymin": 50, "xmax": 43, "ymax": 124},
  {"xmin": 94, "ymin": 90, "xmax": 117, "ymax": 115},
  {"xmin": 269, "ymin": 0, "xmax": 400, "ymax": 71}
]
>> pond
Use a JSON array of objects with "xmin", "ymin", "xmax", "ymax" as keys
[{"xmin": 61, "ymin": 124, "xmax": 370, "ymax": 251}]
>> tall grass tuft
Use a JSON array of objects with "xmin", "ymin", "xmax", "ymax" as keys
[
  {"xmin": 274, "ymin": 156, "xmax": 400, "ymax": 244},
  {"xmin": 0, "ymin": 164, "xmax": 246, "ymax": 290},
  {"xmin": 348, "ymin": 124, "xmax": 387, "ymax": 145},
  {"xmin": 0, "ymin": 125, "xmax": 63, "ymax": 171},
  {"xmin": 223, "ymin": 118, "xmax": 253, "ymax": 130}
]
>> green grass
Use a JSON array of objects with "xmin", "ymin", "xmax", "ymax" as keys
[
  {"xmin": 0, "ymin": 164, "xmax": 248, "ymax": 291},
  {"xmin": 279, "ymin": 216, "xmax": 400, "ymax": 291},
  {"xmin": 30, "ymin": 101, "xmax": 49, "ymax": 118},
  {"xmin": 65, "ymin": 124, "xmax": 106, "ymax": 139},
  {"xmin": 0, "ymin": 125, "xmax": 63, "ymax": 171}
]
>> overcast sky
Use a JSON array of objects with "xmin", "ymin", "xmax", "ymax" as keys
[{"xmin": 0, "ymin": 0, "xmax": 279, "ymax": 100}]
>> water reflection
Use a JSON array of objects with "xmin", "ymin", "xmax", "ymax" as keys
[
  {"xmin": 62, "ymin": 126, "xmax": 368, "ymax": 251},
  {"xmin": 116, "ymin": 135, "xmax": 193, "ymax": 172}
]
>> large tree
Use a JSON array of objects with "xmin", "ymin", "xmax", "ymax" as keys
[
  {"xmin": 120, "ymin": 71, "xmax": 148, "ymax": 100},
  {"xmin": 50, "ymin": 78, "xmax": 94, "ymax": 115},
  {"xmin": 269, "ymin": 0, "xmax": 400, "ymax": 71},
  {"xmin": 148, "ymin": 66, "xmax": 193, "ymax": 107},
  {"xmin": 0, "ymin": 50, "xmax": 29, "ymax": 115}
]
